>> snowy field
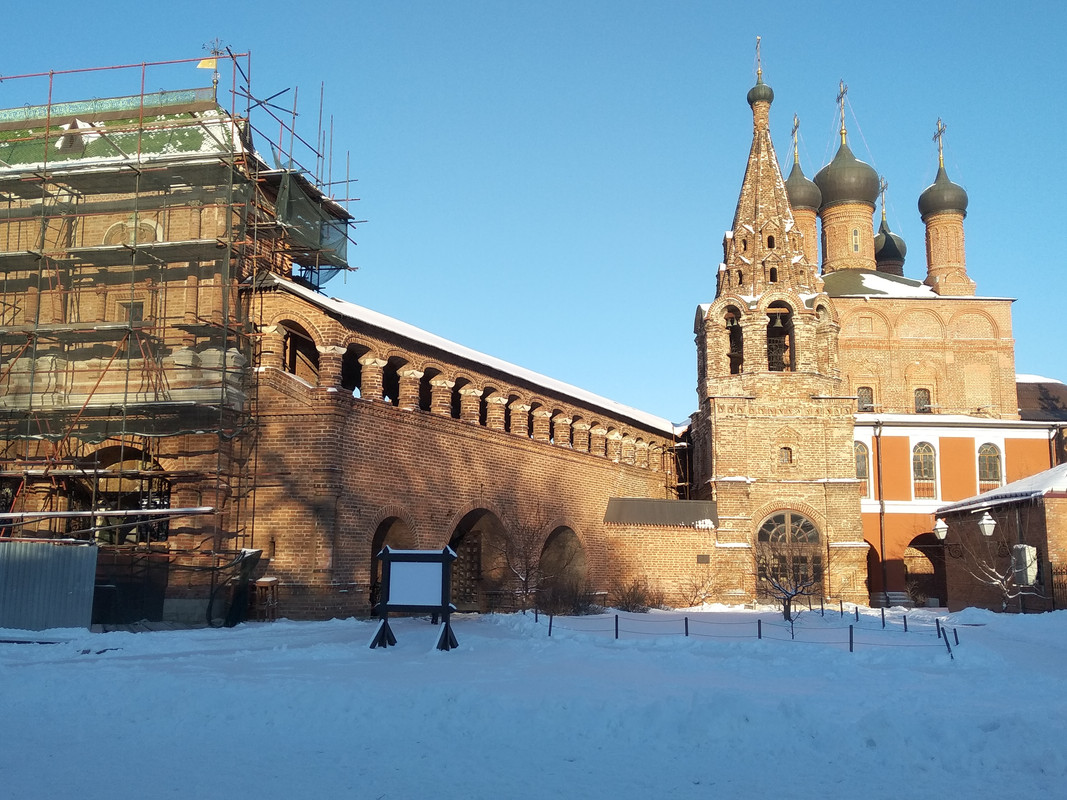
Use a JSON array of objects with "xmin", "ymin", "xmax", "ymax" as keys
[{"xmin": 3, "ymin": 605, "xmax": 1066, "ymax": 798}]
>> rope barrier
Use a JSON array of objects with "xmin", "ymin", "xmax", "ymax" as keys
[{"xmin": 538, "ymin": 611, "xmax": 961, "ymax": 658}]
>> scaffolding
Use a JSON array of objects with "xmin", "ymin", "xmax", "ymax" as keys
[{"xmin": 0, "ymin": 53, "xmax": 354, "ymax": 623}]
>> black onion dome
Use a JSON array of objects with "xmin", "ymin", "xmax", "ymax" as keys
[
  {"xmin": 747, "ymin": 75, "xmax": 774, "ymax": 107},
  {"xmin": 918, "ymin": 165, "xmax": 968, "ymax": 220},
  {"xmin": 785, "ymin": 159, "xmax": 821, "ymax": 210},
  {"xmin": 874, "ymin": 216, "xmax": 907, "ymax": 263},
  {"xmin": 813, "ymin": 141, "xmax": 879, "ymax": 209}
]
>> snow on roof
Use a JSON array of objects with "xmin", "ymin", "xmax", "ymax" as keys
[
  {"xmin": 856, "ymin": 272, "xmax": 936, "ymax": 297},
  {"xmin": 937, "ymin": 462, "xmax": 1067, "ymax": 516},
  {"xmin": 264, "ymin": 275, "xmax": 678, "ymax": 434},
  {"xmin": 1017, "ymin": 374, "xmax": 1065, "ymax": 385}
]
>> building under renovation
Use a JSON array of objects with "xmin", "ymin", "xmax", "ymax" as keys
[{"xmin": 0, "ymin": 54, "xmax": 357, "ymax": 624}]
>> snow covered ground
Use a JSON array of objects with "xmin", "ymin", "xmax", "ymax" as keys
[{"xmin": 3, "ymin": 605, "xmax": 1065, "ymax": 798}]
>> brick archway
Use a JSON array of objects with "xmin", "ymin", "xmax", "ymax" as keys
[{"xmin": 448, "ymin": 508, "xmax": 507, "ymax": 611}]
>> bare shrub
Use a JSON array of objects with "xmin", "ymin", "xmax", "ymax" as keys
[
  {"xmin": 678, "ymin": 563, "xmax": 715, "ymax": 607},
  {"xmin": 609, "ymin": 577, "xmax": 663, "ymax": 613},
  {"xmin": 537, "ymin": 580, "xmax": 599, "ymax": 616}
]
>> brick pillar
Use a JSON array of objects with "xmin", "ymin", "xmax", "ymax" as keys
[
  {"xmin": 260, "ymin": 325, "xmax": 285, "ymax": 371},
  {"xmin": 791, "ymin": 317, "xmax": 814, "ymax": 373},
  {"xmin": 358, "ymin": 356, "xmax": 387, "ymax": 401},
  {"xmin": 621, "ymin": 435, "xmax": 636, "ymax": 464},
  {"xmin": 572, "ymin": 421, "xmax": 591, "ymax": 452},
  {"xmin": 552, "ymin": 415, "xmax": 572, "ymax": 447},
  {"xmin": 531, "ymin": 408, "xmax": 552, "ymax": 442},
  {"xmin": 607, "ymin": 430, "xmax": 623, "ymax": 462},
  {"xmin": 429, "ymin": 377, "xmax": 455, "ymax": 416},
  {"xmin": 485, "ymin": 393, "xmax": 508, "ymax": 430},
  {"xmin": 509, "ymin": 400, "xmax": 531, "ymax": 437},
  {"xmin": 459, "ymin": 386, "xmax": 483, "ymax": 423},
  {"xmin": 741, "ymin": 315, "xmax": 767, "ymax": 373},
  {"xmin": 636, "ymin": 440, "xmax": 649, "ymax": 469},
  {"xmin": 397, "ymin": 368, "xmax": 424, "ymax": 411},
  {"xmin": 649, "ymin": 445, "xmax": 662, "ymax": 472},
  {"xmin": 590, "ymin": 426, "xmax": 607, "ymax": 456},
  {"xmin": 317, "ymin": 345, "xmax": 346, "ymax": 388}
]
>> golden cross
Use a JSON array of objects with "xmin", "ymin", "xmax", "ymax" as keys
[
  {"xmin": 792, "ymin": 114, "xmax": 800, "ymax": 163},
  {"xmin": 837, "ymin": 80, "xmax": 848, "ymax": 144},
  {"xmin": 755, "ymin": 36, "xmax": 762, "ymax": 80},
  {"xmin": 933, "ymin": 118, "xmax": 947, "ymax": 167}
]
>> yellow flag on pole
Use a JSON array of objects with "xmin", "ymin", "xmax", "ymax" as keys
[{"xmin": 197, "ymin": 58, "xmax": 217, "ymax": 70}]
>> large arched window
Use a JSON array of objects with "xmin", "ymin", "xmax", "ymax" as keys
[
  {"xmin": 912, "ymin": 442, "xmax": 937, "ymax": 499},
  {"xmin": 978, "ymin": 444, "xmax": 1003, "ymax": 492},
  {"xmin": 756, "ymin": 511, "xmax": 823, "ymax": 602},
  {"xmin": 854, "ymin": 442, "xmax": 870, "ymax": 497}
]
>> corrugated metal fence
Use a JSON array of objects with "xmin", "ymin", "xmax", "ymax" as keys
[{"xmin": 0, "ymin": 539, "xmax": 98, "ymax": 630}]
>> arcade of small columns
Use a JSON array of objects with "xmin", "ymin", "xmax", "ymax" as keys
[{"xmin": 257, "ymin": 322, "xmax": 677, "ymax": 478}]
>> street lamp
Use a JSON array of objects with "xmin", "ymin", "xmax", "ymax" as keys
[
  {"xmin": 933, "ymin": 518, "xmax": 948, "ymax": 541},
  {"xmin": 977, "ymin": 511, "xmax": 997, "ymax": 538}
]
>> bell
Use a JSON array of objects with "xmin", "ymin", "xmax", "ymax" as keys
[{"xmin": 771, "ymin": 314, "xmax": 783, "ymax": 329}]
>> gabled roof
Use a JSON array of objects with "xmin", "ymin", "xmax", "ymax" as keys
[
  {"xmin": 254, "ymin": 273, "xmax": 680, "ymax": 435},
  {"xmin": 1016, "ymin": 375, "xmax": 1067, "ymax": 422},
  {"xmin": 936, "ymin": 462, "xmax": 1067, "ymax": 516}
]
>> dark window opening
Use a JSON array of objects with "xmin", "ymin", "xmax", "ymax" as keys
[
  {"xmin": 767, "ymin": 305, "xmax": 794, "ymax": 372},
  {"xmin": 726, "ymin": 307, "xmax": 743, "ymax": 375},
  {"xmin": 914, "ymin": 388, "xmax": 932, "ymax": 414},
  {"xmin": 857, "ymin": 386, "xmax": 874, "ymax": 412}
]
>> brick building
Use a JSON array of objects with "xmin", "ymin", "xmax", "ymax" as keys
[
  {"xmin": 934, "ymin": 463, "xmax": 1067, "ymax": 612},
  {"xmin": 1, "ymin": 55, "xmax": 1063, "ymax": 623},
  {"xmin": 689, "ymin": 69, "xmax": 1064, "ymax": 609}
]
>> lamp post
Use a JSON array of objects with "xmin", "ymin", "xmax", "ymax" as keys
[
  {"xmin": 933, "ymin": 518, "xmax": 948, "ymax": 541},
  {"xmin": 977, "ymin": 511, "xmax": 997, "ymax": 537}
]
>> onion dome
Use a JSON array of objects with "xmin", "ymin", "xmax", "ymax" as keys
[
  {"xmin": 746, "ymin": 74, "xmax": 774, "ymax": 107},
  {"xmin": 918, "ymin": 165, "xmax": 968, "ymax": 220},
  {"xmin": 785, "ymin": 159, "xmax": 821, "ymax": 211},
  {"xmin": 813, "ymin": 141, "xmax": 879, "ymax": 209},
  {"xmin": 874, "ymin": 215, "xmax": 907, "ymax": 265}
]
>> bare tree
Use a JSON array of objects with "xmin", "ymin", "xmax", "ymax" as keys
[
  {"xmin": 754, "ymin": 512, "xmax": 827, "ymax": 621},
  {"xmin": 483, "ymin": 505, "xmax": 554, "ymax": 613},
  {"xmin": 946, "ymin": 509, "xmax": 1045, "ymax": 612}
]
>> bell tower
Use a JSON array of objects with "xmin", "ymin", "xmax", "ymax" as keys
[{"xmin": 690, "ymin": 52, "xmax": 867, "ymax": 605}]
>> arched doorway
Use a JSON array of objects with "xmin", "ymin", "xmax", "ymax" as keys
[
  {"xmin": 903, "ymin": 532, "xmax": 946, "ymax": 608},
  {"xmin": 539, "ymin": 526, "xmax": 587, "ymax": 589},
  {"xmin": 75, "ymin": 446, "xmax": 171, "ymax": 624},
  {"xmin": 74, "ymin": 446, "xmax": 170, "ymax": 544},
  {"xmin": 448, "ymin": 509, "xmax": 507, "ymax": 611},
  {"xmin": 370, "ymin": 516, "xmax": 416, "ymax": 607},
  {"xmin": 866, "ymin": 542, "xmax": 883, "ymax": 601}
]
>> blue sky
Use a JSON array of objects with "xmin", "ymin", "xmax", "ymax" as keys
[{"xmin": 7, "ymin": 2, "xmax": 1065, "ymax": 423}]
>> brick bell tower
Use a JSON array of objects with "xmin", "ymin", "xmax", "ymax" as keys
[{"xmin": 690, "ymin": 58, "xmax": 868, "ymax": 605}]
